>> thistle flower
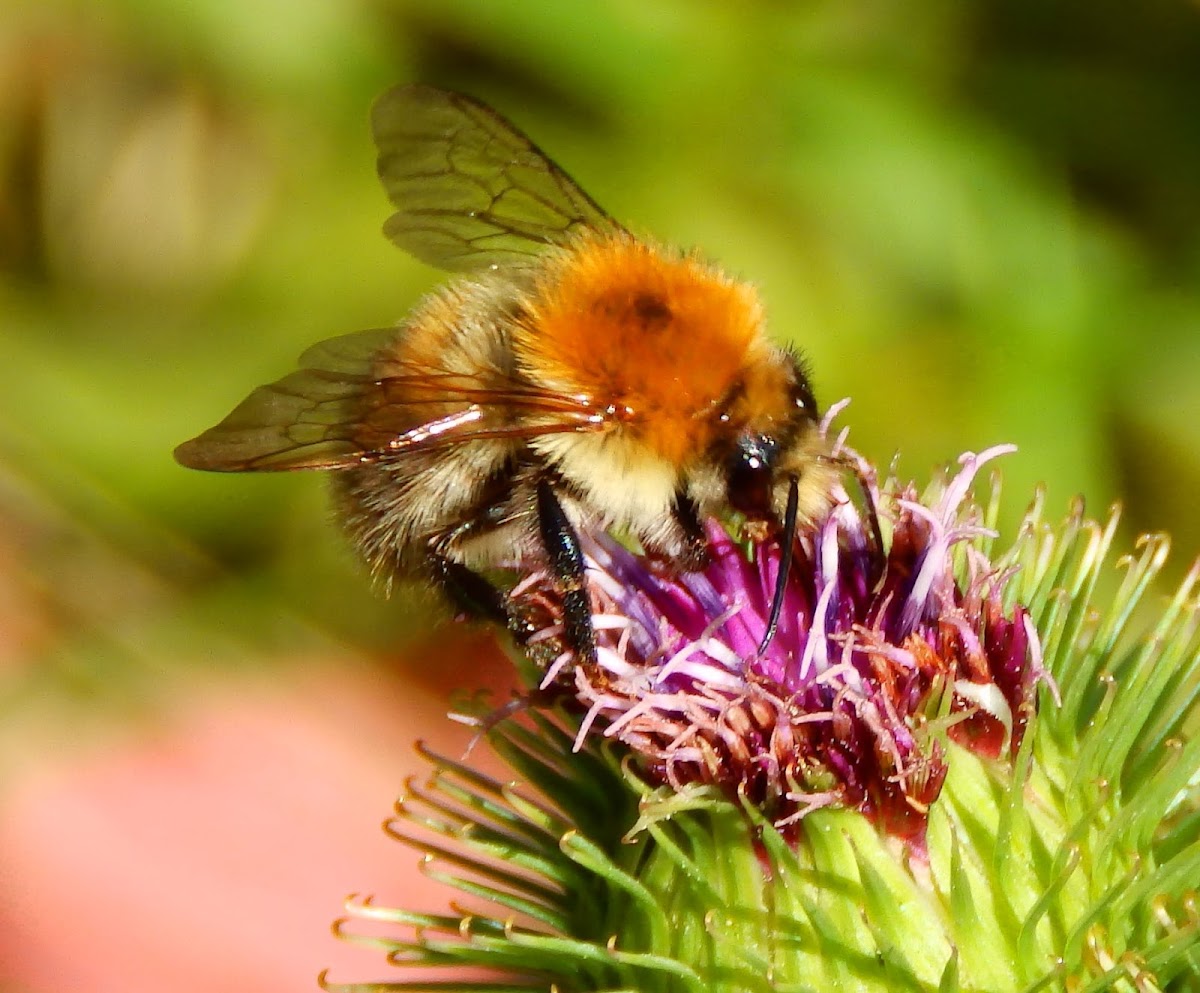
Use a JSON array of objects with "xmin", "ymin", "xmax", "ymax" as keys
[{"xmin": 327, "ymin": 447, "xmax": 1200, "ymax": 993}]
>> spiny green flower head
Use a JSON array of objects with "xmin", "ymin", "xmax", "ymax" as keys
[{"xmin": 327, "ymin": 445, "xmax": 1200, "ymax": 993}]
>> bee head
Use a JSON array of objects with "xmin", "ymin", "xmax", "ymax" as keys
[
  {"xmin": 714, "ymin": 354, "xmax": 835, "ymax": 657},
  {"xmin": 724, "ymin": 431, "xmax": 781, "ymax": 520},
  {"xmin": 718, "ymin": 352, "xmax": 825, "ymax": 527}
]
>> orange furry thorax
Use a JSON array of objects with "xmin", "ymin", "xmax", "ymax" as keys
[{"xmin": 518, "ymin": 233, "xmax": 768, "ymax": 465}]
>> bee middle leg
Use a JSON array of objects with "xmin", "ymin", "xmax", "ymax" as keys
[{"xmin": 535, "ymin": 478, "xmax": 597, "ymax": 666}]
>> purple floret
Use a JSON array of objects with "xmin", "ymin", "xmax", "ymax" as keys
[{"xmin": 511, "ymin": 445, "xmax": 1049, "ymax": 841}]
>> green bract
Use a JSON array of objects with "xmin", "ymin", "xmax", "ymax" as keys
[{"xmin": 328, "ymin": 465, "xmax": 1200, "ymax": 993}]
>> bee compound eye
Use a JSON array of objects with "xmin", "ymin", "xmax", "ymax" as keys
[{"xmin": 726, "ymin": 433, "xmax": 778, "ymax": 519}]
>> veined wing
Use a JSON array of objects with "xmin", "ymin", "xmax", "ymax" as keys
[
  {"xmin": 174, "ymin": 330, "xmax": 606, "ymax": 472},
  {"xmin": 372, "ymin": 84, "xmax": 624, "ymax": 272}
]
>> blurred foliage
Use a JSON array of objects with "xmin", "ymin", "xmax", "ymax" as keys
[{"xmin": 2, "ymin": 0, "xmax": 1200, "ymax": 714}]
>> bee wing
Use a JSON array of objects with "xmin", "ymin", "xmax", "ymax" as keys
[
  {"xmin": 372, "ymin": 84, "xmax": 624, "ymax": 272},
  {"xmin": 175, "ymin": 330, "xmax": 603, "ymax": 472}
]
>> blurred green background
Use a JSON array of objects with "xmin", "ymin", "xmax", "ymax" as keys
[{"xmin": 2, "ymin": 1, "xmax": 1200, "ymax": 988}]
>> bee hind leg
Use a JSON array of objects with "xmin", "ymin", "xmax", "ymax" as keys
[
  {"xmin": 425, "ymin": 457, "xmax": 521, "ymax": 631},
  {"xmin": 428, "ymin": 552, "xmax": 510, "ymax": 627},
  {"xmin": 535, "ymin": 479, "xmax": 597, "ymax": 666}
]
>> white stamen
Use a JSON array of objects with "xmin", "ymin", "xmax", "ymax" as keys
[
  {"xmin": 538, "ymin": 651, "xmax": 574, "ymax": 689},
  {"xmin": 591, "ymin": 613, "xmax": 633, "ymax": 631}
]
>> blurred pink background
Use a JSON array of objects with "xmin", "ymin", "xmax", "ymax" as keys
[{"xmin": 0, "ymin": 531, "xmax": 516, "ymax": 993}]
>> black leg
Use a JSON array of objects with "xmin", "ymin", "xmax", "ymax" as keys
[
  {"xmin": 535, "ymin": 479, "xmax": 596, "ymax": 665},
  {"xmin": 429, "ymin": 551, "xmax": 510, "ymax": 627},
  {"xmin": 425, "ymin": 455, "xmax": 524, "ymax": 628},
  {"xmin": 840, "ymin": 458, "xmax": 885, "ymax": 587},
  {"xmin": 671, "ymin": 487, "xmax": 711, "ymax": 572},
  {"xmin": 639, "ymin": 488, "xmax": 711, "ymax": 573},
  {"xmin": 861, "ymin": 472, "xmax": 885, "ymax": 575}
]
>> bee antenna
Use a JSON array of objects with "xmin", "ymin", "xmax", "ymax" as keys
[
  {"xmin": 813, "ymin": 452, "xmax": 853, "ymax": 470},
  {"xmin": 757, "ymin": 475, "xmax": 799, "ymax": 657}
]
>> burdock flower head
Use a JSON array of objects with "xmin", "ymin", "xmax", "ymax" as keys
[
  {"xmin": 516, "ymin": 442, "xmax": 1045, "ymax": 843},
  {"xmin": 329, "ymin": 441, "xmax": 1200, "ymax": 993}
]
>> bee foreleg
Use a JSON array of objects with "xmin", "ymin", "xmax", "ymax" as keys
[
  {"xmin": 641, "ymin": 488, "xmax": 711, "ymax": 575},
  {"xmin": 535, "ymin": 479, "xmax": 597, "ymax": 666},
  {"xmin": 669, "ymin": 488, "xmax": 711, "ymax": 572}
]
